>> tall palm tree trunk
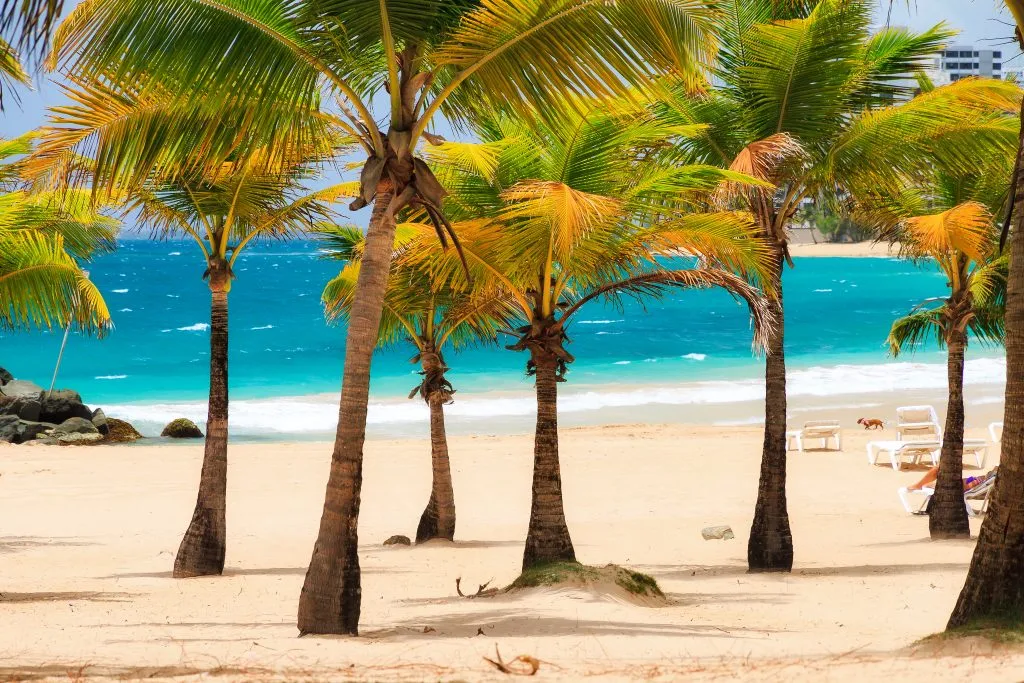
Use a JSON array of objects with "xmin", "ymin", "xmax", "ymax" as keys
[
  {"xmin": 298, "ymin": 185, "xmax": 397, "ymax": 636},
  {"xmin": 173, "ymin": 280, "xmax": 229, "ymax": 578},
  {"xmin": 522, "ymin": 349, "xmax": 576, "ymax": 571},
  {"xmin": 930, "ymin": 324, "xmax": 970, "ymax": 539},
  {"xmin": 949, "ymin": 96, "xmax": 1024, "ymax": 627},
  {"xmin": 415, "ymin": 393, "xmax": 456, "ymax": 543},
  {"xmin": 749, "ymin": 249, "xmax": 794, "ymax": 572}
]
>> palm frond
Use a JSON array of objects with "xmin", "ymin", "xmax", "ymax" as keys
[{"xmin": 888, "ymin": 306, "xmax": 944, "ymax": 356}]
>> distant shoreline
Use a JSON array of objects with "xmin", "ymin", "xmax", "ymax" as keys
[{"xmin": 790, "ymin": 241, "xmax": 899, "ymax": 258}]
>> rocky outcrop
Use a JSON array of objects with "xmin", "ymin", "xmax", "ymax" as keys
[
  {"xmin": 0, "ymin": 367, "xmax": 12, "ymax": 385},
  {"xmin": 102, "ymin": 418, "xmax": 143, "ymax": 444},
  {"xmin": 1, "ymin": 379, "xmax": 44, "ymax": 399},
  {"xmin": 161, "ymin": 418, "xmax": 203, "ymax": 439},
  {"xmin": 383, "ymin": 535, "xmax": 412, "ymax": 546},
  {"xmin": 0, "ymin": 415, "xmax": 58, "ymax": 444},
  {"xmin": 91, "ymin": 408, "xmax": 109, "ymax": 435},
  {"xmin": 39, "ymin": 390, "xmax": 93, "ymax": 424},
  {"xmin": 0, "ymin": 395, "xmax": 41, "ymax": 421}
]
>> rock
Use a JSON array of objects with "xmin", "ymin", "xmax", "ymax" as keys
[
  {"xmin": 0, "ymin": 396, "xmax": 41, "ymax": 422},
  {"xmin": 51, "ymin": 417, "xmax": 99, "ymax": 437},
  {"xmin": 383, "ymin": 535, "xmax": 411, "ymax": 547},
  {"xmin": 91, "ymin": 408, "xmax": 109, "ymax": 435},
  {"xmin": 15, "ymin": 421, "xmax": 57, "ymax": 443},
  {"xmin": 701, "ymin": 525, "xmax": 735, "ymax": 541},
  {"xmin": 0, "ymin": 415, "xmax": 19, "ymax": 442},
  {"xmin": 55, "ymin": 431, "xmax": 103, "ymax": 444},
  {"xmin": 161, "ymin": 418, "xmax": 203, "ymax": 439},
  {"xmin": 0, "ymin": 379, "xmax": 43, "ymax": 399},
  {"xmin": 103, "ymin": 418, "xmax": 143, "ymax": 444},
  {"xmin": 39, "ymin": 390, "xmax": 92, "ymax": 424},
  {"xmin": 0, "ymin": 367, "xmax": 12, "ymax": 385},
  {"xmin": 0, "ymin": 416, "xmax": 58, "ymax": 444}
]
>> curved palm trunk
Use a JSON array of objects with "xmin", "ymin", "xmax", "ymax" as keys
[
  {"xmin": 748, "ymin": 251, "xmax": 794, "ymax": 572},
  {"xmin": 522, "ymin": 350, "xmax": 576, "ymax": 570},
  {"xmin": 415, "ymin": 393, "xmax": 456, "ymax": 543},
  {"xmin": 930, "ymin": 325, "xmax": 970, "ymax": 539},
  {"xmin": 949, "ymin": 94, "xmax": 1024, "ymax": 627},
  {"xmin": 173, "ymin": 280, "xmax": 229, "ymax": 578},
  {"xmin": 298, "ymin": 186, "xmax": 396, "ymax": 635}
]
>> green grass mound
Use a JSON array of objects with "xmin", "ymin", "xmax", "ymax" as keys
[
  {"xmin": 507, "ymin": 562, "xmax": 666, "ymax": 605},
  {"xmin": 919, "ymin": 616, "xmax": 1024, "ymax": 647}
]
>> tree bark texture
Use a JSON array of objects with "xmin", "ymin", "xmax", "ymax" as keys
[
  {"xmin": 948, "ymin": 94, "xmax": 1024, "ymax": 627},
  {"xmin": 297, "ymin": 187, "xmax": 397, "ymax": 635},
  {"xmin": 748, "ymin": 250, "xmax": 794, "ymax": 572},
  {"xmin": 522, "ymin": 350, "xmax": 576, "ymax": 570},
  {"xmin": 930, "ymin": 325, "xmax": 970, "ymax": 539},
  {"xmin": 416, "ymin": 351, "xmax": 456, "ymax": 543},
  {"xmin": 173, "ymin": 284, "xmax": 229, "ymax": 578}
]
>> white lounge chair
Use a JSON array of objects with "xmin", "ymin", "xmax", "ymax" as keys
[
  {"xmin": 898, "ymin": 476, "xmax": 996, "ymax": 517},
  {"xmin": 990, "ymin": 422, "xmax": 1004, "ymax": 443},
  {"xmin": 867, "ymin": 440, "xmax": 940, "ymax": 471},
  {"xmin": 786, "ymin": 420, "xmax": 841, "ymax": 452},
  {"xmin": 896, "ymin": 405, "xmax": 942, "ymax": 441},
  {"xmin": 963, "ymin": 438, "xmax": 989, "ymax": 469}
]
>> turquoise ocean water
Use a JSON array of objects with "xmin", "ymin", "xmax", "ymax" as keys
[{"xmin": 0, "ymin": 240, "xmax": 1006, "ymax": 437}]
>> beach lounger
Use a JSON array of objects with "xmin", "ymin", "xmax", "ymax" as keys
[
  {"xmin": 896, "ymin": 405, "xmax": 942, "ymax": 441},
  {"xmin": 963, "ymin": 438, "xmax": 989, "ymax": 469},
  {"xmin": 786, "ymin": 420, "xmax": 841, "ymax": 452},
  {"xmin": 867, "ymin": 440, "xmax": 940, "ymax": 471},
  {"xmin": 990, "ymin": 421, "xmax": 1004, "ymax": 443},
  {"xmin": 898, "ymin": 476, "xmax": 996, "ymax": 517}
]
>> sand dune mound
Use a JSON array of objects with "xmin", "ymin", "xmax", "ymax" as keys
[{"xmin": 506, "ymin": 562, "xmax": 668, "ymax": 606}]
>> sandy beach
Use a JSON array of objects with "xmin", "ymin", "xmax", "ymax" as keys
[
  {"xmin": 788, "ymin": 241, "xmax": 900, "ymax": 258},
  {"xmin": 3, "ymin": 423, "xmax": 1022, "ymax": 681}
]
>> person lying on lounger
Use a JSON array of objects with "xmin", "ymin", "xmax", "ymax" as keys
[{"xmin": 908, "ymin": 466, "xmax": 997, "ymax": 492}]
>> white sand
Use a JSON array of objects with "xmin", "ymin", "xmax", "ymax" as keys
[
  {"xmin": 789, "ymin": 242, "xmax": 900, "ymax": 258},
  {"xmin": 2, "ymin": 424, "xmax": 1023, "ymax": 681}
]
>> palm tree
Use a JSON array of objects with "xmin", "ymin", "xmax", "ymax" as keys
[
  {"xmin": 40, "ymin": 0, "xmax": 724, "ymax": 635},
  {"xmin": 0, "ymin": 134, "xmax": 115, "ymax": 333},
  {"xmin": 887, "ymin": 203, "xmax": 1007, "ymax": 539},
  {"xmin": 661, "ymin": 0, "xmax": 1022, "ymax": 571},
  {"xmin": 319, "ymin": 223, "xmax": 515, "ymax": 543},
  {"xmin": 405, "ymin": 107, "xmax": 774, "ymax": 571},
  {"xmin": 949, "ymin": 0, "xmax": 1024, "ymax": 628},
  {"xmin": 127, "ymin": 154, "xmax": 340, "ymax": 578}
]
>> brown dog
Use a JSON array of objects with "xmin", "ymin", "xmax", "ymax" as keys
[{"xmin": 858, "ymin": 418, "xmax": 884, "ymax": 430}]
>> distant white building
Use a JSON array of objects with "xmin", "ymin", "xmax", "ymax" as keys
[{"xmin": 933, "ymin": 45, "xmax": 1005, "ymax": 84}]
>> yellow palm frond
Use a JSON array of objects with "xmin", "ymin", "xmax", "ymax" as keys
[{"xmin": 903, "ymin": 201, "xmax": 993, "ymax": 264}]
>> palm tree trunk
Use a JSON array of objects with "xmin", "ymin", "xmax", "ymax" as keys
[
  {"xmin": 415, "ymin": 394, "xmax": 456, "ymax": 543},
  {"xmin": 748, "ymin": 249, "xmax": 794, "ymax": 572},
  {"xmin": 948, "ymin": 94, "xmax": 1024, "ymax": 627},
  {"xmin": 522, "ymin": 349, "xmax": 576, "ymax": 570},
  {"xmin": 930, "ymin": 325, "xmax": 970, "ymax": 539},
  {"xmin": 173, "ymin": 284, "xmax": 229, "ymax": 578},
  {"xmin": 297, "ymin": 185, "xmax": 396, "ymax": 636}
]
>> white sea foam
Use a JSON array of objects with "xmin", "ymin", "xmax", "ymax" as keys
[
  {"xmin": 613, "ymin": 360, "xmax": 631, "ymax": 365},
  {"xmin": 168, "ymin": 251, "xmax": 182, "ymax": 256},
  {"xmin": 111, "ymin": 288, "xmax": 129, "ymax": 294},
  {"xmin": 577, "ymin": 320, "xmax": 621, "ymax": 325},
  {"xmin": 250, "ymin": 325, "xmax": 274, "ymax": 330},
  {"xmin": 683, "ymin": 353, "xmax": 707, "ymax": 361},
  {"xmin": 95, "ymin": 374, "xmax": 127, "ymax": 380},
  {"xmin": 119, "ymin": 308, "xmax": 133, "ymax": 313},
  {"xmin": 100, "ymin": 357, "xmax": 1008, "ymax": 436},
  {"xmin": 177, "ymin": 323, "xmax": 209, "ymax": 332},
  {"xmin": 813, "ymin": 289, "xmax": 833, "ymax": 293}
]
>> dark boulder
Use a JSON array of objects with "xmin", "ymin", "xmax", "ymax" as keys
[
  {"xmin": 39, "ymin": 390, "xmax": 93, "ymax": 424},
  {"xmin": 0, "ymin": 367, "xmax": 12, "ymax": 385},
  {"xmin": 0, "ymin": 415, "xmax": 19, "ymax": 442},
  {"xmin": 1, "ymin": 379, "xmax": 43, "ymax": 399},
  {"xmin": 91, "ymin": 408, "xmax": 109, "ymax": 435},
  {"xmin": 103, "ymin": 418, "xmax": 143, "ymax": 444},
  {"xmin": 15, "ymin": 421, "xmax": 57, "ymax": 443},
  {"xmin": 383, "ymin": 535, "xmax": 412, "ymax": 547},
  {"xmin": 0, "ymin": 395, "xmax": 41, "ymax": 422},
  {"xmin": 161, "ymin": 418, "xmax": 203, "ymax": 439},
  {"xmin": 52, "ymin": 417, "xmax": 99, "ymax": 437}
]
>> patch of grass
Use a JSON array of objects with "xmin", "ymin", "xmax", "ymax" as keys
[
  {"xmin": 507, "ymin": 562, "xmax": 664, "ymax": 598},
  {"xmin": 920, "ymin": 615, "xmax": 1024, "ymax": 645}
]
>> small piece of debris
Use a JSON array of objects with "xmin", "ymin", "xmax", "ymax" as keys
[{"xmin": 701, "ymin": 525, "xmax": 735, "ymax": 540}]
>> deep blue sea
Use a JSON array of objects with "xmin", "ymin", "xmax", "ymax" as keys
[{"xmin": 0, "ymin": 240, "xmax": 1007, "ymax": 437}]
